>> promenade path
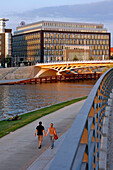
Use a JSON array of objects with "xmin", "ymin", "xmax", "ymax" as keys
[
  {"xmin": 107, "ymin": 95, "xmax": 113, "ymax": 170},
  {"xmin": 28, "ymin": 93, "xmax": 113, "ymax": 170},
  {"xmin": 0, "ymin": 99, "xmax": 85, "ymax": 170},
  {"xmin": 0, "ymin": 79, "xmax": 30, "ymax": 85}
]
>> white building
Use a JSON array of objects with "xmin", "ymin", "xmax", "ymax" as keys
[{"xmin": 0, "ymin": 18, "xmax": 12, "ymax": 67}]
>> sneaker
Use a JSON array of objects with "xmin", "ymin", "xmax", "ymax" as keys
[
  {"xmin": 38, "ymin": 145, "xmax": 41, "ymax": 149},
  {"xmin": 51, "ymin": 145, "xmax": 54, "ymax": 149}
]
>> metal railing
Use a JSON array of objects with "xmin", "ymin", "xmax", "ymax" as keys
[
  {"xmin": 35, "ymin": 60, "xmax": 113, "ymax": 66},
  {"xmin": 49, "ymin": 68, "xmax": 113, "ymax": 170}
]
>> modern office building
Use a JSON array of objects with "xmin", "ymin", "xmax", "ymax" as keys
[
  {"xmin": 12, "ymin": 20, "xmax": 110, "ymax": 64},
  {"xmin": 0, "ymin": 18, "xmax": 12, "ymax": 67}
]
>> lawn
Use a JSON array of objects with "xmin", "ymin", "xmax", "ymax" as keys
[{"xmin": 0, "ymin": 96, "xmax": 87, "ymax": 138}]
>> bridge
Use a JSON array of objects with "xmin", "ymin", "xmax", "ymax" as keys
[
  {"xmin": 34, "ymin": 60, "xmax": 113, "ymax": 78},
  {"xmin": 45, "ymin": 67, "xmax": 113, "ymax": 170},
  {"xmin": 0, "ymin": 60, "xmax": 113, "ymax": 85}
]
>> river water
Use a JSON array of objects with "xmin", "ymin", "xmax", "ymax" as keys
[{"xmin": 0, "ymin": 80, "xmax": 96, "ymax": 120}]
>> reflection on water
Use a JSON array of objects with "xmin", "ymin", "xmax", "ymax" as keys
[{"xmin": 0, "ymin": 80, "xmax": 96, "ymax": 120}]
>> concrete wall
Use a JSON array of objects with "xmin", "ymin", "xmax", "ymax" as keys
[
  {"xmin": 0, "ymin": 66, "xmax": 35, "ymax": 80},
  {"xmin": 0, "ymin": 67, "xmax": 16, "ymax": 79}
]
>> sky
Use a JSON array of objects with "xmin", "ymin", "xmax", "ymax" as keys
[
  {"xmin": 0, "ymin": 0, "xmax": 113, "ymax": 45},
  {"xmin": 0, "ymin": 0, "xmax": 105, "ymax": 14}
]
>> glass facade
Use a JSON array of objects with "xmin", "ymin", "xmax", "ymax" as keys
[
  {"xmin": 12, "ymin": 21, "xmax": 110, "ymax": 64},
  {"xmin": 12, "ymin": 32, "xmax": 41, "ymax": 64},
  {"xmin": 43, "ymin": 32, "xmax": 110, "ymax": 62}
]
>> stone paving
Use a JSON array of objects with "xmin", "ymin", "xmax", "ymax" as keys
[
  {"xmin": 27, "ymin": 132, "xmax": 68, "ymax": 170},
  {"xmin": 0, "ymin": 100, "xmax": 85, "ymax": 170},
  {"xmin": 30, "ymin": 91, "xmax": 113, "ymax": 170},
  {"xmin": 107, "ymin": 96, "xmax": 113, "ymax": 170},
  {"xmin": 99, "ymin": 91, "xmax": 113, "ymax": 170}
]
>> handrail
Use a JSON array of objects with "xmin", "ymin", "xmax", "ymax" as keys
[
  {"xmin": 35, "ymin": 60, "xmax": 113, "ymax": 66},
  {"xmin": 49, "ymin": 68, "xmax": 113, "ymax": 170}
]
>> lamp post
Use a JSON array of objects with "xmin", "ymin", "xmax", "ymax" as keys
[
  {"xmin": 11, "ymin": 56, "xmax": 13, "ymax": 67},
  {"xmin": 47, "ymin": 49, "xmax": 49, "ymax": 63},
  {"xmin": 84, "ymin": 38, "xmax": 87, "ymax": 61},
  {"xmin": 18, "ymin": 56, "xmax": 19, "ymax": 66},
  {"xmin": 15, "ymin": 55, "xmax": 16, "ymax": 67}
]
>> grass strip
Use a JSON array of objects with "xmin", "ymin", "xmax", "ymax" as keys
[{"xmin": 0, "ymin": 96, "xmax": 87, "ymax": 138}]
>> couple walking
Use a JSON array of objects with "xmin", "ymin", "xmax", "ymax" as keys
[{"xmin": 35, "ymin": 121, "xmax": 58, "ymax": 149}]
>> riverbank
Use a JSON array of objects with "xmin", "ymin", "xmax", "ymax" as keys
[
  {"xmin": 0, "ymin": 98, "xmax": 86, "ymax": 170},
  {"xmin": 0, "ymin": 96, "xmax": 87, "ymax": 138}
]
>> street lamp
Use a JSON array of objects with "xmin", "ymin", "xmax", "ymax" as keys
[
  {"xmin": 15, "ymin": 55, "xmax": 16, "ymax": 67},
  {"xmin": 84, "ymin": 38, "xmax": 87, "ymax": 61}
]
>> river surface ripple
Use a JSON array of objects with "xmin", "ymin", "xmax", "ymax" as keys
[{"xmin": 0, "ymin": 80, "xmax": 96, "ymax": 120}]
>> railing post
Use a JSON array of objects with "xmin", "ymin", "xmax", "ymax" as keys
[
  {"xmin": 55, "ymin": 76, "xmax": 57, "ymax": 82},
  {"xmin": 82, "ymin": 74, "xmax": 84, "ymax": 81},
  {"xmin": 98, "ymin": 73, "xmax": 100, "ymax": 79},
  {"xmin": 86, "ymin": 74, "xmax": 88, "ymax": 80},
  {"xmin": 73, "ymin": 74, "xmax": 75, "ymax": 81},
  {"xmin": 50, "ymin": 76, "xmax": 52, "ymax": 83},
  {"xmin": 45, "ymin": 77, "xmax": 47, "ymax": 83},
  {"xmin": 59, "ymin": 75, "xmax": 62, "ymax": 81},
  {"xmin": 94, "ymin": 72, "xmax": 96, "ymax": 80},
  {"xmin": 90, "ymin": 74, "xmax": 92, "ymax": 80},
  {"xmin": 80, "ymin": 120, "xmax": 88, "ymax": 168},
  {"xmin": 39, "ymin": 78, "xmax": 42, "ymax": 83},
  {"xmin": 78, "ymin": 74, "xmax": 79, "ymax": 81},
  {"xmin": 35, "ymin": 78, "xmax": 37, "ymax": 84}
]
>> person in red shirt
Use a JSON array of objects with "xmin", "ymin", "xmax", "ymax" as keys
[{"xmin": 35, "ymin": 121, "xmax": 46, "ymax": 149}]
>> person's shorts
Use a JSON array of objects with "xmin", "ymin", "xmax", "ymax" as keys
[{"xmin": 38, "ymin": 135, "xmax": 43, "ymax": 141}]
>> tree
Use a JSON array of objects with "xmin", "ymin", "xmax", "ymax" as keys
[
  {"xmin": 73, "ymin": 55, "xmax": 79, "ymax": 61},
  {"xmin": 5, "ymin": 55, "xmax": 12, "ymax": 67},
  {"xmin": 110, "ymin": 55, "xmax": 113, "ymax": 60},
  {"xmin": 5, "ymin": 56, "xmax": 11, "ymax": 63},
  {"xmin": 90, "ymin": 57, "xmax": 94, "ymax": 60}
]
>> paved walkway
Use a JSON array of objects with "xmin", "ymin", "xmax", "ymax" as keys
[
  {"xmin": 0, "ymin": 78, "xmax": 30, "ymax": 85},
  {"xmin": 0, "ymin": 100, "xmax": 85, "ymax": 170},
  {"xmin": 107, "ymin": 96, "xmax": 113, "ymax": 170},
  {"xmin": 27, "ymin": 131, "xmax": 68, "ymax": 170}
]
